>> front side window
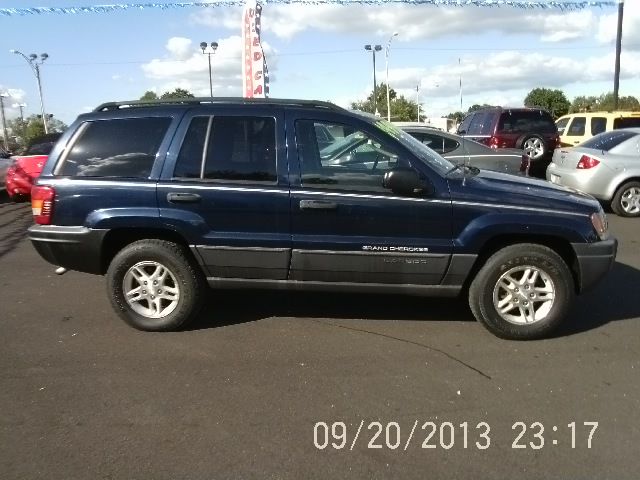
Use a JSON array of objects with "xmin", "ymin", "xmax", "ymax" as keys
[
  {"xmin": 555, "ymin": 117, "xmax": 570, "ymax": 135},
  {"xmin": 173, "ymin": 116, "xmax": 277, "ymax": 183},
  {"xmin": 56, "ymin": 117, "xmax": 171, "ymax": 177},
  {"xmin": 296, "ymin": 120, "xmax": 410, "ymax": 193},
  {"xmin": 567, "ymin": 117, "xmax": 586, "ymax": 136}
]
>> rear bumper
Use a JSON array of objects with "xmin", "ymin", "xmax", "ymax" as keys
[
  {"xmin": 546, "ymin": 163, "xmax": 611, "ymax": 200},
  {"xmin": 572, "ymin": 238, "xmax": 618, "ymax": 293},
  {"xmin": 28, "ymin": 225, "xmax": 108, "ymax": 275}
]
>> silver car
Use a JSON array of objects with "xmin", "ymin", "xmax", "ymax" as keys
[
  {"xmin": 547, "ymin": 128, "xmax": 640, "ymax": 217},
  {"xmin": 395, "ymin": 123, "xmax": 527, "ymax": 175}
]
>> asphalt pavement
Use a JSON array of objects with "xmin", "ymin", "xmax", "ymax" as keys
[{"xmin": 1, "ymin": 190, "xmax": 639, "ymax": 480}]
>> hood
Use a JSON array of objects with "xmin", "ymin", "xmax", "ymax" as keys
[{"xmin": 449, "ymin": 169, "xmax": 599, "ymax": 214}]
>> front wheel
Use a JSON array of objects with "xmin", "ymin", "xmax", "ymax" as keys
[
  {"xmin": 611, "ymin": 181, "xmax": 640, "ymax": 217},
  {"xmin": 469, "ymin": 244, "xmax": 575, "ymax": 340},
  {"xmin": 106, "ymin": 239, "xmax": 206, "ymax": 331}
]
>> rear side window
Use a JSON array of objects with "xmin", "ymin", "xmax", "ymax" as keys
[
  {"xmin": 498, "ymin": 111, "xmax": 556, "ymax": 134},
  {"xmin": 567, "ymin": 117, "xmax": 586, "ymax": 136},
  {"xmin": 613, "ymin": 117, "xmax": 640, "ymax": 129},
  {"xmin": 467, "ymin": 112, "xmax": 496, "ymax": 135},
  {"xmin": 581, "ymin": 130, "xmax": 638, "ymax": 151},
  {"xmin": 173, "ymin": 116, "xmax": 277, "ymax": 183},
  {"xmin": 591, "ymin": 117, "xmax": 607, "ymax": 136},
  {"xmin": 56, "ymin": 117, "xmax": 171, "ymax": 177},
  {"xmin": 411, "ymin": 132, "xmax": 459, "ymax": 154}
]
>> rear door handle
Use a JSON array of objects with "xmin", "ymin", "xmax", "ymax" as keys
[
  {"xmin": 167, "ymin": 192, "xmax": 201, "ymax": 203},
  {"xmin": 299, "ymin": 200, "xmax": 338, "ymax": 211}
]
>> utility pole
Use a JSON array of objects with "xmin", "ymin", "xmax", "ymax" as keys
[{"xmin": 0, "ymin": 93, "xmax": 9, "ymax": 150}]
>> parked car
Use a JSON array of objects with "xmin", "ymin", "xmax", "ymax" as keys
[
  {"xmin": 28, "ymin": 98, "xmax": 616, "ymax": 340},
  {"xmin": 457, "ymin": 107, "xmax": 559, "ymax": 177},
  {"xmin": 0, "ymin": 149, "xmax": 12, "ymax": 190},
  {"xmin": 5, "ymin": 133, "xmax": 62, "ymax": 201},
  {"xmin": 555, "ymin": 111, "xmax": 640, "ymax": 147},
  {"xmin": 395, "ymin": 123, "xmax": 528, "ymax": 175},
  {"xmin": 547, "ymin": 128, "xmax": 640, "ymax": 217}
]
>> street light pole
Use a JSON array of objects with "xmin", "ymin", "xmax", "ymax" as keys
[
  {"xmin": 364, "ymin": 44, "xmax": 383, "ymax": 116},
  {"xmin": 0, "ymin": 93, "xmax": 9, "ymax": 150},
  {"xmin": 10, "ymin": 49, "xmax": 49, "ymax": 134},
  {"xmin": 385, "ymin": 32, "xmax": 399, "ymax": 122},
  {"xmin": 200, "ymin": 42, "xmax": 219, "ymax": 100},
  {"xmin": 613, "ymin": 0, "xmax": 624, "ymax": 110},
  {"xmin": 416, "ymin": 80, "xmax": 421, "ymax": 122}
]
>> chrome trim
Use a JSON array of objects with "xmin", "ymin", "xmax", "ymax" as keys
[
  {"xmin": 291, "ymin": 189, "xmax": 451, "ymax": 204},
  {"xmin": 195, "ymin": 245, "xmax": 289, "ymax": 252},
  {"xmin": 159, "ymin": 183, "xmax": 287, "ymax": 194},
  {"xmin": 452, "ymin": 200, "xmax": 588, "ymax": 217},
  {"xmin": 446, "ymin": 154, "xmax": 522, "ymax": 159},
  {"xmin": 292, "ymin": 248, "xmax": 445, "ymax": 258},
  {"xmin": 41, "ymin": 178, "xmax": 157, "ymax": 188}
]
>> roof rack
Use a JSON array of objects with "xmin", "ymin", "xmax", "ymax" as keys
[{"xmin": 93, "ymin": 97, "xmax": 346, "ymax": 113}]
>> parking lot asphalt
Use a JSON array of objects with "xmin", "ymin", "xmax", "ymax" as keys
[{"xmin": 1, "ymin": 191, "xmax": 638, "ymax": 480}]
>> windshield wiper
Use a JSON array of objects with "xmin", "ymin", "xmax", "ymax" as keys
[{"xmin": 445, "ymin": 162, "xmax": 480, "ymax": 176}]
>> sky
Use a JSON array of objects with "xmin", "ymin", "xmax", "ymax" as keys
[{"xmin": 1, "ymin": 0, "xmax": 639, "ymax": 127}]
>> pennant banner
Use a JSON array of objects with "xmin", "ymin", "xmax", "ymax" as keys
[
  {"xmin": 0, "ymin": 1, "xmax": 619, "ymax": 17},
  {"xmin": 242, "ymin": 0, "xmax": 269, "ymax": 98}
]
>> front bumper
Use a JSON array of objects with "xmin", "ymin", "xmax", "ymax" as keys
[
  {"xmin": 28, "ymin": 225, "xmax": 108, "ymax": 275},
  {"xmin": 572, "ymin": 238, "xmax": 618, "ymax": 293}
]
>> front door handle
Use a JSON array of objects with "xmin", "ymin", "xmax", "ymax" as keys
[
  {"xmin": 299, "ymin": 200, "xmax": 338, "ymax": 211},
  {"xmin": 167, "ymin": 192, "xmax": 201, "ymax": 203}
]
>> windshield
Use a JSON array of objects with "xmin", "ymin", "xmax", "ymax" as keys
[{"xmin": 372, "ymin": 120, "xmax": 456, "ymax": 175}]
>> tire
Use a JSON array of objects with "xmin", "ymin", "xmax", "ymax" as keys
[
  {"xmin": 519, "ymin": 135, "xmax": 547, "ymax": 160},
  {"xmin": 468, "ymin": 244, "xmax": 575, "ymax": 340},
  {"xmin": 106, "ymin": 239, "xmax": 206, "ymax": 331},
  {"xmin": 610, "ymin": 181, "xmax": 640, "ymax": 217}
]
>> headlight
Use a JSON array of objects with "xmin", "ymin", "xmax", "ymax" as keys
[{"xmin": 590, "ymin": 208, "xmax": 609, "ymax": 240}]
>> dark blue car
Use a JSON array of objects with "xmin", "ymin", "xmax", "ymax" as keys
[{"xmin": 28, "ymin": 98, "xmax": 616, "ymax": 340}]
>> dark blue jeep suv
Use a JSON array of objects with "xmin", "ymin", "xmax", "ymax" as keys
[{"xmin": 28, "ymin": 98, "xmax": 617, "ymax": 340}]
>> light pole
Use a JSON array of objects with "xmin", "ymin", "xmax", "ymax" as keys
[
  {"xmin": 0, "ymin": 93, "xmax": 8, "ymax": 150},
  {"xmin": 364, "ymin": 44, "xmax": 383, "ymax": 116},
  {"xmin": 14, "ymin": 103, "xmax": 26, "ymax": 124},
  {"xmin": 416, "ymin": 80, "xmax": 421, "ymax": 122},
  {"xmin": 385, "ymin": 32, "xmax": 399, "ymax": 122},
  {"xmin": 200, "ymin": 41, "xmax": 219, "ymax": 100},
  {"xmin": 613, "ymin": 0, "xmax": 624, "ymax": 110},
  {"xmin": 10, "ymin": 49, "xmax": 49, "ymax": 134}
]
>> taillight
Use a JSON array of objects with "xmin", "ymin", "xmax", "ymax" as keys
[
  {"xmin": 31, "ymin": 185, "xmax": 55, "ymax": 225},
  {"xmin": 576, "ymin": 155, "xmax": 600, "ymax": 169},
  {"xmin": 489, "ymin": 136, "xmax": 499, "ymax": 149}
]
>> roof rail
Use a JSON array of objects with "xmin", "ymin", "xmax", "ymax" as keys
[{"xmin": 93, "ymin": 97, "xmax": 346, "ymax": 112}]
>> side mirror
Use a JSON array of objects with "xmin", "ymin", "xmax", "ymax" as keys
[{"xmin": 383, "ymin": 168, "xmax": 432, "ymax": 196}]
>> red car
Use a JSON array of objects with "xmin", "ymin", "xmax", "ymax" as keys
[{"xmin": 5, "ymin": 134, "xmax": 61, "ymax": 201}]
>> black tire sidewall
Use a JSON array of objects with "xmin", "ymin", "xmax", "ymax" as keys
[
  {"xmin": 107, "ymin": 240, "xmax": 204, "ymax": 331},
  {"xmin": 470, "ymin": 246, "xmax": 574, "ymax": 340}
]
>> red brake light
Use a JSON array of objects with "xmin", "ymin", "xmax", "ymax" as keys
[
  {"xmin": 31, "ymin": 185, "xmax": 55, "ymax": 225},
  {"xmin": 576, "ymin": 155, "xmax": 600, "ymax": 169},
  {"xmin": 489, "ymin": 136, "xmax": 499, "ymax": 149}
]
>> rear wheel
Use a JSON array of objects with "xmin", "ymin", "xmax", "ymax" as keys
[
  {"xmin": 106, "ymin": 239, "xmax": 206, "ymax": 331},
  {"xmin": 520, "ymin": 135, "xmax": 546, "ymax": 160},
  {"xmin": 611, "ymin": 181, "xmax": 640, "ymax": 217},
  {"xmin": 469, "ymin": 244, "xmax": 574, "ymax": 340}
]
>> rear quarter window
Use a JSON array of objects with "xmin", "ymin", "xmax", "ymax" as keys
[
  {"xmin": 55, "ymin": 117, "xmax": 171, "ymax": 178},
  {"xmin": 467, "ymin": 112, "xmax": 497, "ymax": 135}
]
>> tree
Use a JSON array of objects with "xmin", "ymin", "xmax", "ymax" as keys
[
  {"xmin": 351, "ymin": 83, "xmax": 420, "ymax": 122},
  {"xmin": 570, "ymin": 92, "xmax": 640, "ymax": 113},
  {"xmin": 160, "ymin": 88, "xmax": 195, "ymax": 100},
  {"xmin": 447, "ymin": 111, "xmax": 465, "ymax": 124},
  {"xmin": 139, "ymin": 90, "xmax": 159, "ymax": 101},
  {"xmin": 6, "ymin": 114, "xmax": 67, "ymax": 149},
  {"xmin": 467, "ymin": 103, "xmax": 494, "ymax": 113},
  {"xmin": 524, "ymin": 88, "xmax": 570, "ymax": 118}
]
